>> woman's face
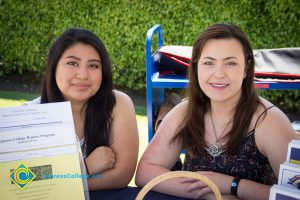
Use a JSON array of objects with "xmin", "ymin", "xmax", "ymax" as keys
[
  {"xmin": 197, "ymin": 38, "xmax": 247, "ymax": 104},
  {"xmin": 55, "ymin": 42, "xmax": 102, "ymax": 105}
]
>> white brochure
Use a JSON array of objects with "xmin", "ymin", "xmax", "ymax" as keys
[
  {"xmin": 0, "ymin": 102, "xmax": 77, "ymax": 161},
  {"xmin": 0, "ymin": 102, "xmax": 88, "ymax": 200}
]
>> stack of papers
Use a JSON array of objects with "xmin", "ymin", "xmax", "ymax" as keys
[
  {"xmin": 269, "ymin": 140, "xmax": 300, "ymax": 199},
  {"xmin": 0, "ymin": 102, "xmax": 88, "ymax": 200}
]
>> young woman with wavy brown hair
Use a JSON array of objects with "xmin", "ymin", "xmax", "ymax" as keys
[{"xmin": 136, "ymin": 23, "xmax": 297, "ymax": 200}]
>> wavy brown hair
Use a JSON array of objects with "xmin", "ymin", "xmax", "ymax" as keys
[{"xmin": 174, "ymin": 24, "xmax": 262, "ymax": 156}]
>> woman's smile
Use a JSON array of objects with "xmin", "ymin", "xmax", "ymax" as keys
[{"xmin": 72, "ymin": 82, "xmax": 91, "ymax": 91}]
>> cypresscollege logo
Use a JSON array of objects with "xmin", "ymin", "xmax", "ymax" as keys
[{"xmin": 9, "ymin": 163, "xmax": 36, "ymax": 190}]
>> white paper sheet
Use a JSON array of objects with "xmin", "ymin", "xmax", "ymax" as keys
[{"xmin": 0, "ymin": 102, "xmax": 77, "ymax": 161}]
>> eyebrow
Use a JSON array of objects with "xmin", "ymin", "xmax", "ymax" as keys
[
  {"xmin": 65, "ymin": 56, "xmax": 101, "ymax": 63},
  {"xmin": 88, "ymin": 59, "xmax": 102, "ymax": 64},
  {"xmin": 203, "ymin": 56, "xmax": 238, "ymax": 61}
]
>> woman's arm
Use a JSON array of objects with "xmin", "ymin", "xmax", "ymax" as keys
[
  {"xmin": 136, "ymin": 101, "xmax": 213, "ymax": 199},
  {"xmin": 182, "ymin": 171, "xmax": 271, "ymax": 200},
  {"xmin": 87, "ymin": 90, "xmax": 139, "ymax": 190}
]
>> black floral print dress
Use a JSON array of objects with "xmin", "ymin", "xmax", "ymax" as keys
[{"xmin": 183, "ymin": 107, "xmax": 277, "ymax": 185}]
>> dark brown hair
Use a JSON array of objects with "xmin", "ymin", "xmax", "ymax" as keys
[
  {"xmin": 41, "ymin": 28, "xmax": 116, "ymax": 156},
  {"xmin": 175, "ymin": 23, "xmax": 261, "ymax": 156}
]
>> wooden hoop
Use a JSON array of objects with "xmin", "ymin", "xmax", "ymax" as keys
[{"xmin": 135, "ymin": 171, "xmax": 223, "ymax": 200}]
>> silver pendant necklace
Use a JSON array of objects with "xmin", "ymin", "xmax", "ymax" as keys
[
  {"xmin": 207, "ymin": 141, "xmax": 223, "ymax": 157},
  {"xmin": 206, "ymin": 110, "xmax": 232, "ymax": 157}
]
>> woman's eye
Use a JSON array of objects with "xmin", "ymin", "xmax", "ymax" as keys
[
  {"xmin": 89, "ymin": 64, "xmax": 100, "ymax": 69},
  {"xmin": 226, "ymin": 62, "xmax": 237, "ymax": 66},
  {"xmin": 203, "ymin": 62, "xmax": 214, "ymax": 66},
  {"xmin": 67, "ymin": 61, "xmax": 78, "ymax": 66}
]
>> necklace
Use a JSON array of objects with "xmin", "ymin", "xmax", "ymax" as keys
[{"xmin": 206, "ymin": 111, "xmax": 232, "ymax": 157}]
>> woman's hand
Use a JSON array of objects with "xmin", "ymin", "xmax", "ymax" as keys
[
  {"xmin": 85, "ymin": 146, "xmax": 116, "ymax": 175},
  {"xmin": 180, "ymin": 176, "xmax": 211, "ymax": 199},
  {"xmin": 180, "ymin": 171, "xmax": 234, "ymax": 199}
]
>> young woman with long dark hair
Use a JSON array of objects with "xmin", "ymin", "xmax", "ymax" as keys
[{"xmin": 28, "ymin": 28, "xmax": 139, "ymax": 191}]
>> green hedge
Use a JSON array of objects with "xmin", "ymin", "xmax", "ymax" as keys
[{"xmin": 1, "ymin": 0, "xmax": 299, "ymax": 112}]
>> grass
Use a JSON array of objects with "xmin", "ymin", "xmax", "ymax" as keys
[
  {"xmin": 135, "ymin": 105, "xmax": 147, "ymax": 116},
  {"xmin": 0, "ymin": 90, "xmax": 39, "ymax": 107}
]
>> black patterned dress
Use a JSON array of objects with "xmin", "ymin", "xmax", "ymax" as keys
[{"xmin": 183, "ymin": 107, "xmax": 277, "ymax": 185}]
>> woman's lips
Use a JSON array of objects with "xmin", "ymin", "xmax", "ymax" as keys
[
  {"xmin": 209, "ymin": 83, "xmax": 229, "ymax": 89},
  {"xmin": 72, "ymin": 83, "xmax": 90, "ymax": 90}
]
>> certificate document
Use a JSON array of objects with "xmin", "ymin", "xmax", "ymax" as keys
[{"xmin": 0, "ymin": 102, "xmax": 87, "ymax": 200}]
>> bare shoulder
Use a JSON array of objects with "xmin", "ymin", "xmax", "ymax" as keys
[
  {"xmin": 145, "ymin": 99, "xmax": 189, "ymax": 157},
  {"xmin": 172, "ymin": 99, "xmax": 189, "ymax": 113},
  {"xmin": 113, "ymin": 90, "xmax": 134, "ymax": 106},
  {"xmin": 155, "ymin": 100, "xmax": 189, "ymax": 139},
  {"xmin": 112, "ymin": 90, "xmax": 135, "ymax": 116},
  {"xmin": 113, "ymin": 90, "xmax": 133, "ymax": 103},
  {"xmin": 257, "ymin": 97, "xmax": 291, "ymax": 128},
  {"xmin": 255, "ymin": 97, "xmax": 296, "ymax": 153},
  {"xmin": 165, "ymin": 99, "xmax": 189, "ymax": 121},
  {"xmin": 255, "ymin": 98, "xmax": 298, "ymax": 175}
]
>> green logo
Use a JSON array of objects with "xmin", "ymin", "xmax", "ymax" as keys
[{"xmin": 9, "ymin": 163, "xmax": 36, "ymax": 190}]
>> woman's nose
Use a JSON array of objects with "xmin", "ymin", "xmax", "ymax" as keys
[
  {"xmin": 214, "ymin": 65, "xmax": 225, "ymax": 78},
  {"xmin": 76, "ymin": 66, "xmax": 88, "ymax": 79}
]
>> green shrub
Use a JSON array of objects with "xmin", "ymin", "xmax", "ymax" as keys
[
  {"xmin": 258, "ymin": 90, "xmax": 300, "ymax": 115},
  {"xmin": 0, "ymin": 0, "xmax": 299, "ymax": 112}
]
